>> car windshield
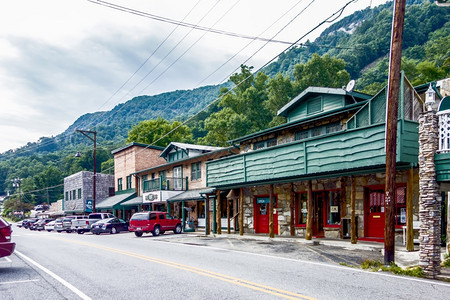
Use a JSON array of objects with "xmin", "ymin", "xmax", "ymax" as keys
[{"xmin": 130, "ymin": 213, "xmax": 148, "ymax": 221}]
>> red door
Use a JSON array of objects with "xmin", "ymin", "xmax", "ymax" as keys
[
  {"xmin": 366, "ymin": 190, "xmax": 385, "ymax": 238},
  {"xmin": 312, "ymin": 192, "xmax": 325, "ymax": 237},
  {"xmin": 254, "ymin": 197, "xmax": 278, "ymax": 234}
]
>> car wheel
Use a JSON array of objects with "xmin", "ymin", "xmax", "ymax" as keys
[
  {"xmin": 77, "ymin": 230, "xmax": 84, "ymax": 234},
  {"xmin": 152, "ymin": 226, "xmax": 160, "ymax": 236},
  {"xmin": 47, "ymin": 230, "xmax": 51, "ymax": 232},
  {"xmin": 57, "ymin": 230, "xmax": 61, "ymax": 233},
  {"xmin": 67, "ymin": 230, "xmax": 72, "ymax": 233},
  {"xmin": 135, "ymin": 231, "xmax": 143, "ymax": 237},
  {"xmin": 95, "ymin": 232, "xmax": 100, "ymax": 235},
  {"xmin": 110, "ymin": 227, "xmax": 117, "ymax": 234},
  {"xmin": 174, "ymin": 224, "xmax": 182, "ymax": 234}
]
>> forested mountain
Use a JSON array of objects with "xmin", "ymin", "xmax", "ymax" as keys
[{"xmin": 1, "ymin": 0, "xmax": 449, "ymax": 213}]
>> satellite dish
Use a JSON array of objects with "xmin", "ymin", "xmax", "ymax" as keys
[{"xmin": 345, "ymin": 80, "xmax": 356, "ymax": 93}]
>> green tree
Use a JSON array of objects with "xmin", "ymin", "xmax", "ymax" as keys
[
  {"xmin": 293, "ymin": 54, "xmax": 350, "ymax": 92},
  {"xmin": 126, "ymin": 117, "xmax": 193, "ymax": 147},
  {"xmin": 199, "ymin": 66, "xmax": 272, "ymax": 146},
  {"xmin": 266, "ymin": 73, "xmax": 295, "ymax": 127}
]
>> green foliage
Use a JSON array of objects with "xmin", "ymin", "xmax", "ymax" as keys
[
  {"xmin": 293, "ymin": 54, "xmax": 350, "ymax": 92},
  {"xmin": 360, "ymin": 259, "xmax": 425, "ymax": 278},
  {"xmin": 126, "ymin": 117, "xmax": 193, "ymax": 147},
  {"xmin": 442, "ymin": 252, "xmax": 450, "ymax": 268}
]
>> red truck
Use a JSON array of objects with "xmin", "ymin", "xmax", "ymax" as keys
[{"xmin": 129, "ymin": 211, "xmax": 182, "ymax": 237}]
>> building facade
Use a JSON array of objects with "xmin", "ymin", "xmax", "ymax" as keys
[
  {"xmin": 206, "ymin": 75, "xmax": 426, "ymax": 242},
  {"xmin": 63, "ymin": 171, "xmax": 114, "ymax": 214}
]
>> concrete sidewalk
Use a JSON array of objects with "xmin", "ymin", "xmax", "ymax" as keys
[{"xmin": 186, "ymin": 230, "xmax": 450, "ymax": 281}]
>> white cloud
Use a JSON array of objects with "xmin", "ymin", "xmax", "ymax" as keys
[{"xmin": 0, "ymin": 0, "xmax": 389, "ymax": 153}]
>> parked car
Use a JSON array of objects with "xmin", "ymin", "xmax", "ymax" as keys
[
  {"xmin": 44, "ymin": 220, "xmax": 56, "ymax": 232},
  {"xmin": 90, "ymin": 218, "xmax": 129, "ymax": 235},
  {"xmin": 35, "ymin": 218, "xmax": 54, "ymax": 231},
  {"xmin": 71, "ymin": 213, "xmax": 115, "ymax": 234},
  {"xmin": 29, "ymin": 219, "xmax": 41, "ymax": 231},
  {"xmin": 61, "ymin": 216, "xmax": 87, "ymax": 233},
  {"xmin": 0, "ymin": 217, "xmax": 15, "ymax": 258},
  {"xmin": 54, "ymin": 218, "xmax": 64, "ymax": 232},
  {"xmin": 129, "ymin": 211, "xmax": 182, "ymax": 237},
  {"xmin": 22, "ymin": 218, "xmax": 38, "ymax": 229}
]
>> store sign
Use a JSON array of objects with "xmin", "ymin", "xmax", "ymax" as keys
[
  {"xmin": 256, "ymin": 197, "xmax": 276, "ymax": 204},
  {"xmin": 143, "ymin": 192, "xmax": 159, "ymax": 203},
  {"xmin": 86, "ymin": 199, "xmax": 93, "ymax": 213}
]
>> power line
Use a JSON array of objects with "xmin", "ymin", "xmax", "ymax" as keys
[{"xmin": 87, "ymin": 0, "xmax": 295, "ymax": 45}]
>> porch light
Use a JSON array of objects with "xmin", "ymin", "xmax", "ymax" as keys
[{"xmin": 425, "ymin": 83, "xmax": 436, "ymax": 111}]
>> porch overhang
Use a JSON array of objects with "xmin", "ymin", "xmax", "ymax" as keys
[
  {"xmin": 167, "ymin": 188, "xmax": 216, "ymax": 203},
  {"xmin": 96, "ymin": 192, "xmax": 136, "ymax": 210}
]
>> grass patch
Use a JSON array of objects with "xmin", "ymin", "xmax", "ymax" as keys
[
  {"xmin": 359, "ymin": 259, "xmax": 424, "ymax": 278},
  {"xmin": 442, "ymin": 253, "xmax": 450, "ymax": 268}
]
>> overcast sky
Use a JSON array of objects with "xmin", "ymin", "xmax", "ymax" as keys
[{"xmin": 0, "ymin": 0, "xmax": 389, "ymax": 153}]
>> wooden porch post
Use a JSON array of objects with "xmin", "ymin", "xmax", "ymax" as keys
[
  {"xmin": 182, "ymin": 201, "xmax": 186, "ymax": 232},
  {"xmin": 206, "ymin": 195, "xmax": 210, "ymax": 235},
  {"xmin": 212, "ymin": 195, "xmax": 217, "ymax": 234},
  {"xmin": 306, "ymin": 180, "xmax": 313, "ymax": 240},
  {"xmin": 217, "ymin": 190, "xmax": 222, "ymax": 234},
  {"xmin": 227, "ymin": 195, "xmax": 231, "ymax": 234},
  {"xmin": 290, "ymin": 182, "xmax": 295, "ymax": 236},
  {"xmin": 351, "ymin": 176, "xmax": 357, "ymax": 244},
  {"xmin": 234, "ymin": 196, "xmax": 238, "ymax": 232},
  {"xmin": 239, "ymin": 188, "xmax": 244, "ymax": 236},
  {"xmin": 340, "ymin": 177, "xmax": 347, "ymax": 239},
  {"xmin": 269, "ymin": 184, "xmax": 274, "ymax": 238},
  {"xmin": 406, "ymin": 168, "xmax": 414, "ymax": 251}
]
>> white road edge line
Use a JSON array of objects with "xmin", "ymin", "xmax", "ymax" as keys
[
  {"xmin": 0, "ymin": 279, "xmax": 40, "ymax": 285},
  {"xmin": 15, "ymin": 250, "xmax": 92, "ymax": 300}
]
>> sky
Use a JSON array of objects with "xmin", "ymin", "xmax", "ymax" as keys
[{"xmin": 0, "ymin": 0, "xmax": 389, "ymax": 153}]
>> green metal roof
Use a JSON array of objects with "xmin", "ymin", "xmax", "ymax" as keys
[
  {"xmin": 120, "ymin": 196, "xmax": 143, "ymax": 207},
  {"xmin": 132, "ymin": 146, "xmax": 234, "ymax": 176},
  {"xmin": 167, "ymin": 188, "xmax": 215, "ymax": 203},
  {"xmin": 277, "ymin": 86, "xmax": 371, "ymax": 117},
  {"xmin": 96, "ymin": 192, "xmax": 136, "ymax": 209}
]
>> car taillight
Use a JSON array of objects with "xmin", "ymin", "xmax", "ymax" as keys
[
  {"xmin": 0, "ymin": 226, "xmax": 11, "ymax": 240},
  {"xmin": 86, "ymin": 221, "xmax": 89, "ymax": 225}
]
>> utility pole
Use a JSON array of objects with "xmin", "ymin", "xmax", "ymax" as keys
[
  {"xmin": 12, "ymin": 178, "xmax": 23, "ymax": 218},
  {"xmin": 384, "ymin": 0, "xmax": 406, "ymax": 264}
]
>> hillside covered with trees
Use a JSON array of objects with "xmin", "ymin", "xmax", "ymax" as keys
[{"xmin": 1, "ymin": 0, "xmax": 448, "ymax": 216}]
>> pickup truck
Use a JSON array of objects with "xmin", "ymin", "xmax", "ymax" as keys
[
  {"xmin": 71, "ymin": 213, "xmax": 115, "ymax": 234},
  {"xmin": 129, "ymin": 211, "xmax": 182, "ymax": 237}
]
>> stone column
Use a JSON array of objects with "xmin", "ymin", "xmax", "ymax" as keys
[{"xmin": 418, "ymin": 111, "xmax": 441, "ymax": 278}]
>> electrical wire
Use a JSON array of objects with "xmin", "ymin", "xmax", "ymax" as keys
[{"xmin": 87, "ymin": 0, "xmax": 294, "ymax": 45}]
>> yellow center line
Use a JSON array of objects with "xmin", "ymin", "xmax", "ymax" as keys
[{"xmin": 45, "ymin": 236, "xmax": 316, "ymax": 300}]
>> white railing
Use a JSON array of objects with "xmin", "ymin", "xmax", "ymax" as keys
[{"xmin": 438, "ymin": 112, "xmax": 450, "ymax": 152}]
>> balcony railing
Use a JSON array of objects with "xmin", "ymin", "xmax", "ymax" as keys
[{"xmin": 143, "ymin": 177, "xmax": 188, "ymax": 192}]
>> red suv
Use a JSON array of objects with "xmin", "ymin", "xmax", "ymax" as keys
[
  {"xmin": 0, "ymin": 217, "xmax": 15, "ymax": 258},
  {"xmin": 129, "ymin": 211, "xmax": 182, "ymax": 237}
]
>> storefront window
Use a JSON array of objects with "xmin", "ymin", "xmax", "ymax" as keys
[
  {"xmin": 326, "ymin": 191, "xmax": 341, "ymax": 225},
  {"xmin": 395, "ymin": 186, "xmax": 406, "ymax": 226},
  {"xmin": 296, "ymin": 193, "xmax": 307, "ymax": 225}
]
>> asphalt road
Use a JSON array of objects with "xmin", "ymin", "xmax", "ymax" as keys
[{"xmin": 2, "ymin": 227, "xmax": 449, "ymax": 299}]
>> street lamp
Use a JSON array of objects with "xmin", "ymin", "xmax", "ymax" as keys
[
  {"xmin": 425, "ymin": 83, "xmax": 436, "ymax": 112},
  {"xmin": 75, "ymin": 129, "xmax": 97, "ymax": 213}
]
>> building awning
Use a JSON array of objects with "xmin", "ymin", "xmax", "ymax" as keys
[
  {"xmin": 96, "ymin": 192, "xmax": 136, "ymax": 209},
  {"xmin": 167, "ymin": 188, "xmax": 215, "ymax": 203},
  {"xmin": 120, "ymin": 196, "xmax": 143, "ymax": 207}
]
